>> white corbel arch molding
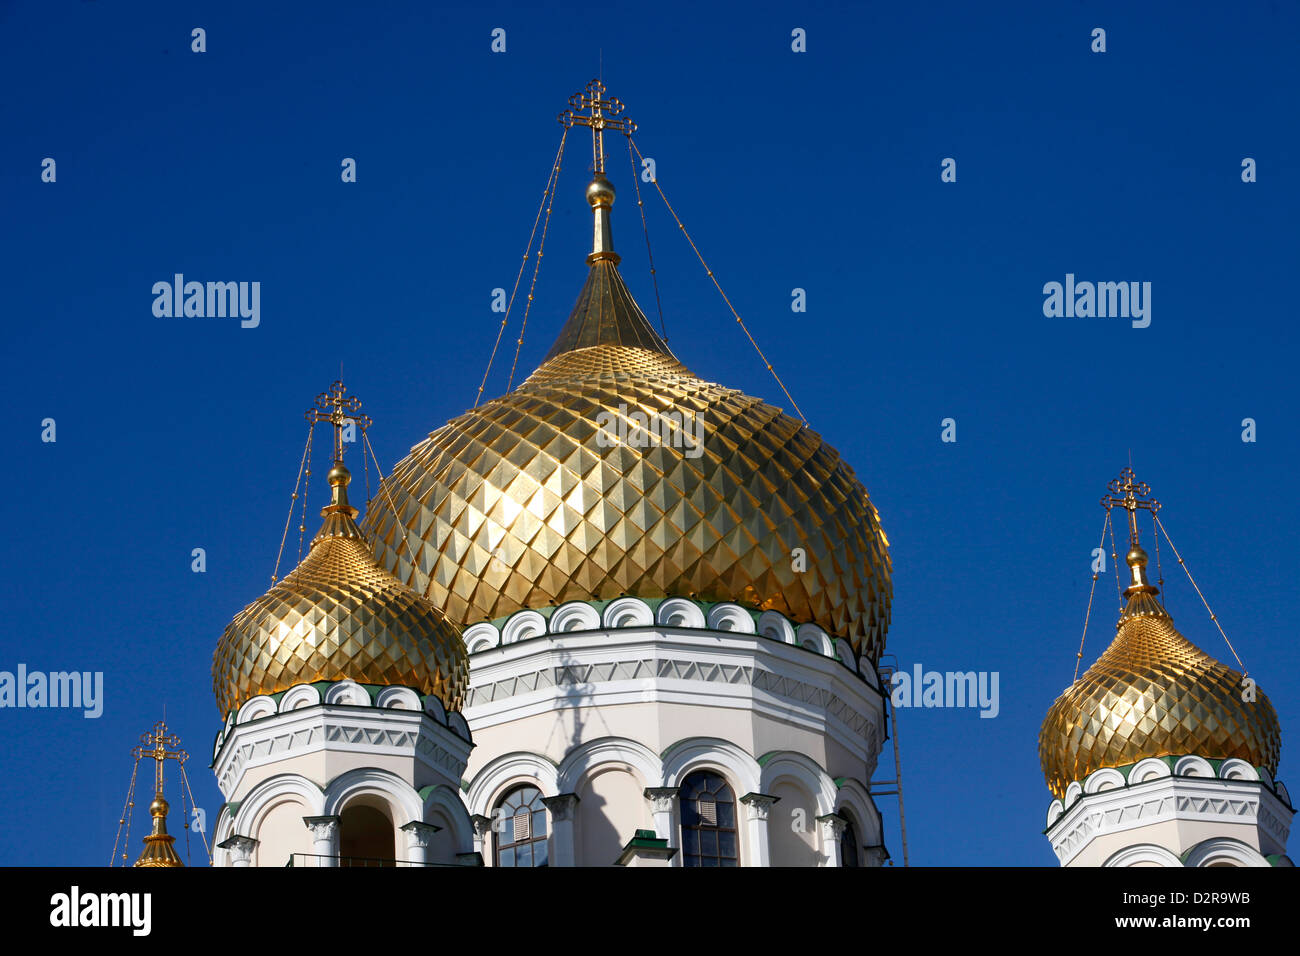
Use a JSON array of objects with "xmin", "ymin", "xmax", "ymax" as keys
[
  {"xmin": 278, "ymin": 684, "xmax": 322, "ymax": 713},
  {"xmin": 232, "ymin": 773, "xmax": 326, "ymax": 848},
  {"xmin": 464, "ymin": 751, "xmax": 561, "ymax": 819},
  {"xmin": 322, "ymin": 766, "xmax": 424, "ymax": 826},
  {"xmin": 656, "ymin": 597, "xmax": 706, "ymax": 629},
  {"xmin": 550, "ymin": 601, "xmax": 602, "ymax": 633},
  {"xmin": 1129, "ymin": 758, "xmax": 1172, "ymax": 785},
  {"xmin": 501, "ymin": 610, "xmax": 548, "ymax": 646},
  {"xmin": 706, "ymin": 603, "xmax": 756, "ymax": 634},
  {"xmin": 1083, "ymin": 768, "xmax": 1127, "ymax": 794},
  {"xmin": 557, "ymin": 736, "xmax": 664, "ymax": 794},
  {"xmin": 756, "ymin": 610, "xmax": 796, "ymax": 646},
  {"xmin": 1184, "ymin": 838, "xmax": 1270, "ymax": 868},
  {"xmin": 661, "ymin": 738, "xmax": 762, "ymax": 796},
  {"xmin": 237, "ymin": 694, "xmax": 277, "ymax": 723},
  {"xmin": 1103, "ymin": 844, "xmax": 1184, "ymax": 867},
  {"xmin": 759, "ymin": 752, "xmax": 838, "ymax": 817},
  {"xmin": 1217, "ymin": 759, "xmax": 1259, "ymax": 782},
  {"xmin": 834, "ymin": 777, "xmax": 882, "ymax": 847},
  {"xmin": 602, "ymin": 597, "xmax": 655, "ymax": 629},
  {"xmin": 1174, "ymin": 755, "xmax": 1215, "ymax": 779},
  {"xmin": 463, "ymin": 622, "xmax": 500, "ymax": 654},
  {"xmin": 421, "ymin": 783, "xmax": 475, "ymax": 854}
]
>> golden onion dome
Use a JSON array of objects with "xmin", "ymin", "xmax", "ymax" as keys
[
  {"xmin": 212, "ymin": 460, "xmax": 468, "ymax": 717},
  {"xmin": 1039, "ymin": 536, "xmax": 1281, "ymax": 799},
  {"xmin": 364, "ymin": 170, "xmax": 892, "ymax": 659}
]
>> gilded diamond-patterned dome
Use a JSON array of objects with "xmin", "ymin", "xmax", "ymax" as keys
[
  {"xmin": 212, "ymin": 459, "xmax": 469, "ymax": 717},
  {"xmin": 1039, "ymin": 537, "xmax": 1281, "ymax": 800},
  {"xmin": 364, "ymin": 169, "xmax": 892, "ymax": 659}
]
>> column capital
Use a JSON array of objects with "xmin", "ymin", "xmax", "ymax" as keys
[
  {"xmin": 739, "ymin": 792, "xmax": 780, "ymax": 821},
  {"xmin": 643, "ymin": 787, "xmax": 680, "ymax": 813},
  {"xmin": 301, "ymin": 815, "xmax": 340, "ymax": 841},
  {"xmin": 217, "ymin": 834, "xmax": 258, "ymax": 865},
  {"xmin": 399, "ymin": 820, "xmax": 441, "ymax": 849},
  {"xmin": 541, "ymin": 792, "xmax": 581, "ymax": 822},
  {"xmin": 471, "ymin": 813, "xmax": 493, "ymax": 839},
  {"xmin": 817, "ymin": 813, "xmax": 848, "ymax": 838}
]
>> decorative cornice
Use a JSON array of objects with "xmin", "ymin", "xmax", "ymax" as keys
[
  {"xmin": 464, "ymin": 597, "xmax": 879, "ymax": 689},
  {"xmin": 214, "ymin": 699, "xmax": 473, "ymax": 799},
  {"xmin": 462, "ymin": 627, "xmax": 885, "ymax": 768},
  {"xmin": 1046, "ymin": 773, "xmax": 1293, "ymax": 866}
]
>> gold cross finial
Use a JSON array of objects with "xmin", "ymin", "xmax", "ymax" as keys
[
  {"xmin": 131, "ymin": 720, "xmax": 187, "ymax": 798},
  {"xmin": 1101, "ymin": 466, "xmax": 1161, "ymax": 546},
  {"xmin": 305, "ymin": 381, "xmax": 371, "ymax": 464},
  {"xmin": 559, "ymin": 79, "xmax": 636, "ymax": 173}
]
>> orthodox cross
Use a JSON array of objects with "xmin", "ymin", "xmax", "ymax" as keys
[
  {"xmin": 132, "ymin": 720, "xmax": 187, "ymax": 797},
  {"xmin": 305, "ymin": 380, "xmax": 371, "ymax": 464},
  {"xmin": 1101, "ymin": 466, "xmax": 1161, "ymax": 545},
  {"xmin": 559, "ymin": 78, "xmax": 636, "ymax": 174}
]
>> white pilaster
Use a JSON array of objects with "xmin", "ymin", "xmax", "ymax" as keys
[
  {"xmin": 302, "ymin": 815, "xmax": 339, "ymax": 867},
  {"xmin": 400, "ymin": 821, "xmax": 439, "ymax": 866},
  {"xmin": 541, "ymin": 793, "xmax": 580, "ymax": 867},
  {"xmin": 818, "ymin": 813, "xmax": 847, "ymax": 867},
  {"xmin": 739, "ymin": 793, "xmax": 779, "ymax": 867},
  {"xmin": 218, "ymin": 834, "xmax": 258, "ymax": 868}
]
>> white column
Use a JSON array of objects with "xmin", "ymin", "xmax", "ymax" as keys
[
  {"xmin": 400, "ymin": 821, "xmax": 439, "ymax": 867},
  {"xmin": 643, "ymin": 788, "xmax": 681, "ymax": 867},
  {"xmin": 217, "ymin": 834, "xmax": 258, "ymax": 868},
  {"xmin": 739, "ymin": 793, "xmax": 778, "ymax": 868},
  {"xmin": 302, "ymin": 815, "xmax": 340, "ymax": 867},
  {"xmin": 541, "ymin": 793, "xmax": 580, "ymax": 867},
  {"xmin": 818, "ymin": 814, "xmax": 847, "ymax": 867}
]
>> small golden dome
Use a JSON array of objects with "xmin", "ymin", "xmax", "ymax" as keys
[
  {"xmin": 1039, "ymin": 537, "xmax": 1281, "ymax": 799},
  {"xmin": 212, "ymin": 461, "xmax": 468, "ymax": 717},
  {"xmin": 365, "ymin": 257, "xmax": 892, "ymax": 658},
  {"xmin": 134, "ymin": 791, "xmax": 183, "ymax": 868}
]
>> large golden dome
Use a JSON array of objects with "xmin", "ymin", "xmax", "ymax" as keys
[
  {"xmin": 1039, "ymin": 542, "xmax": 1281, "ymax": 799},
  {"xmin": 365, "ymin": 173, "xmax": 891, "ymax": 659},
  {"xmin": 212, "ymin": 461, "xmax": 468, "ymax": 717}
]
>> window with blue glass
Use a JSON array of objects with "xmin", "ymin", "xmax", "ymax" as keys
[{"xmin": 679, "ymin": 770, "xmax": 738, "ymax": 867}]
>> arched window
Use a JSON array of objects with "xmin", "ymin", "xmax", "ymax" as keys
[
  {"xmin": 839, "ymin": 815, "xmax": 860, "ymax": 867},
  {"xmin": 494, "ymin": 785, "xmax": 549, "ymax": 867},
  {"xmin": 680, "ymin": 770, "xmax": 739, "ymax": 867}
]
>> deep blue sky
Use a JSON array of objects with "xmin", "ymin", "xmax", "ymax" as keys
[{"xmin": 2, "ymin": 1, "xmax": 1296, "ymax": 867}]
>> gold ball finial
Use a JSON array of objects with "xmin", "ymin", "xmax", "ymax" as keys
[
  {"xmin": 1126, "ymin": 543, "xmax": 1148, "ymax": 568},
  {"xmin": 150, "ymin": 794, "xmax": 169, "ymax": 818},
  {"xmin": 328, "ymin": 462, "xmax": 351, "ymax": 487},
  {"xmin": 586, "ymin": 172, "xmax": 615, "ymax": 209}
]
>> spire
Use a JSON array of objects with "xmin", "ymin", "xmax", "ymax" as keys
[
  {"xmin": 305, "ymin": 381, "xmax": 370, "ymax": 542},
  {"xmin": 1100, "ymin": 466, "xmax": 1166, "ymax": 619},
  {"xmin": 543, "ymin": 81, "xmax": 674, "ymax": 365},
  {"xmin": 132, "ymin": 721, "xmax": 186, "ymax": 868},
  {"xmin": 558, "ymin": 79, "xmax": 633, "ymax": 265}
]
